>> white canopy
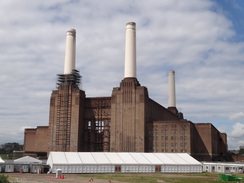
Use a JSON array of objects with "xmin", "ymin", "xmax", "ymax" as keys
[
  {"xmin": 47, "ymin": 152, "xmax": 202, "ymax": 173},
  {"xmin": 47, "ymin": 152, "xmax": 201, "ymax": 166},
  {"xmin": 14, "ymin": 156, "xmax": 42, "ymax": 164},
  {"xmin": 0, "ymin": 156, "xmax": 4, "ymax": 163}
]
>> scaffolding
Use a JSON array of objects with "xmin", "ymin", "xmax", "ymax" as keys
[
  {"xmin": 55, "ymin": 86, "xmax": 72, "ymax": 151},
  {"xmin": 83, "ymin": 97, "xmax": 111, "ymax": 152},
  {"xmin": 56, "ymin": 69, "xmax": 82, "ymax": 89},
  {"xmin": 54, "ymin": 70, "xmax": 82, "ymax": 151}
]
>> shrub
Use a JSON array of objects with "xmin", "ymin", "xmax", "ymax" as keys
[{"xmin": 0, "ymin": 174, "xmax": 10, "ymax": 183}]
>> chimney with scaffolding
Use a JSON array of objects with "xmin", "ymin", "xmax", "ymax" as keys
[
  {"xmin": 48, "ymin": 29, "xmax": 85, "ymax": 152},
  {"xmin": 56, "ymin": 29, "xmax": 81, "ymax": 89}
]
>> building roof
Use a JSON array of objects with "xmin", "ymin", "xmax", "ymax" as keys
[{"xmin": 47, "ymin": 152, "xmax": 202, "ymax": 166}]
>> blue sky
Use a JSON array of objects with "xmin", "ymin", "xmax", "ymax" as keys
[
  {"xmin": 0, "ymin": 0, "xmax": 243, "ymax": 150},
  {"xmin": 214, "ymin": 0, "xmax": 244, "ymax": 41}
]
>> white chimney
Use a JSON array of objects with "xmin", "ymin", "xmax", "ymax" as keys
[
  {"xmin": 64, "ymin": 29, "xmax": 76, "ymax": 74},
  {"xmin": 124, "ymin": 22, "xmax": 136, "ymax": 78},
  {"xmin": 168, "ymin": 70, "xmax": 176, "ymax": 107}
]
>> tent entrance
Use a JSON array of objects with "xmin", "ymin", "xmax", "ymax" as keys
[
  {"xmin": 115, "ymin": 165, "xmax": 121, "ymax": 172},
  {"xmin": 155, "ymin": 165, "xmax": 161, "ymax": 172}
]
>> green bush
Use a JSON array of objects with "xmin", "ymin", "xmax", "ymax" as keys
[{"xmin": 0, "ymin": 174, "xmax": 10, "ymax": 183}]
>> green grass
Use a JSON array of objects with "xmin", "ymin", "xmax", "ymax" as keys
[{"xmin": 80, "ymin": 173, "xmax": 226, "ymax": 183}]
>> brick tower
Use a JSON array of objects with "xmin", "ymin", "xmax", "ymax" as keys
[
  {"xmin": 48, "ymin": 29, "xmax": 85, "ymax": 152},
  {"xmin": 110, "ymin": 22, "xmax": 148, "ymax": 152}
]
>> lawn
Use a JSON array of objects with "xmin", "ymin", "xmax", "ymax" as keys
[{"xmin": 80, "ymin": 172, "xmax": 230, "ymax": 183}]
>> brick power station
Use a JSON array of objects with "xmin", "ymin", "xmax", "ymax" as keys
[{"xmin": 24, "ymin": 22, "xmax": 227, "ymax": 161}]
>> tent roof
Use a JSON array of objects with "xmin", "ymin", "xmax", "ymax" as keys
[
  {"xmin": 14, "ymin": 156, "xmax": 42, "ymax": 164},
  {"xmin": 47, "ymin": 152, "xmax": 202, "ymax": 166},
  {"xmin": 0, "ymin": 156, "xmax": 4, "ymax": 163},
  {"xmin": 154, "ymin": 153, "xmax": 176, "ymax": 164},
  {"xmin": 104, "ymin": 153, "xmax": 124, "ymax": 164}
]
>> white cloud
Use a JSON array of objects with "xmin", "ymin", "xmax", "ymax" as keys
[
  {"xmin": 229, "ymin": 112, "xmax": 244, "ymax": 121},
  {"xmin": 227, "ymin": 122, "xmax": 244, "ymax": 149},
  {"xmin": 230, "ymin": 123, "xmax": 244, "ymax": 137}
]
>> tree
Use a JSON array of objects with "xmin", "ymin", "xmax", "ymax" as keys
[{"xmin": 239, "ymin": 148, "xmax": 244, "ymax": 155}]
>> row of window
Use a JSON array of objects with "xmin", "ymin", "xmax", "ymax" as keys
[
  {"xmin": 153, "ymin": 124, "xmax": 187, "ymax": 128},
  {"xmin": 154, "ymin": 149, "xmax": 187, "ymax": 152},
  {"xmin": 149, "ymin": 130, "xmax": 187, "ymax": 135},
  {"xmin": 148, "ymin": 136, "xmax": 188, "ymax": 141},
  {"xmin": 153, "ymin": 142, "xmax": 187, "ymax": 147}
]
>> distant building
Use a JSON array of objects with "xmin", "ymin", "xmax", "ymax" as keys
[{"xmin": 24, "ymin": 22, "xmax": 227, "ymax": 161}]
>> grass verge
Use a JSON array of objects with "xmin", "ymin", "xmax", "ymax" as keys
[{"xmin": 80, "ymin": 173, "xmax": 227, "ymax": 183}]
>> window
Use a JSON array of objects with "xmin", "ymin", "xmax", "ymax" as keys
[
  {"xmin": 161, "ymin": 130, "xmax": 164, "ymax": 134},
  {"xmin": 171, "ymin": 149, "xmax": 174, "ymax": 152},
  {"xmin": 171, "ymin": 143, "xmax": 174, "ymax": 147},
  {"xmin": 165, "ymin": 130, "xmax": 168, "ymax": 134},
  {"xmin": 171, "ymin": 136, "xmax": 174, "ymax": 140},
  {"xmin": 161, "ymin": 136, "xmax": 164, "ymax": 140},
  {"xmin": 165, "ymin": 136, "xmax": 168, "ymax": 140},
  {"xmin": 161, "ymin": 143, "xmax": 164, "ymax": 147}
]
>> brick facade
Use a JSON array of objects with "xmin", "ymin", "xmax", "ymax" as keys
[{"xmin": 24, "ymin": 74, "xmax": 227, "ymax": 161}]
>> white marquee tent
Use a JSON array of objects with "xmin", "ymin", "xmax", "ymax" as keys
[
  {"xmin": 0, "ymin": 157, "xmax": 4, "ymax": 164},
  {"xmin": 47, "ymin": 152, "xmax": 202, "ymax": 174},
  {"xmin": 14, "ymin": 156, "xmax": 42, "ymax": 173},
  {"xmin": 0, "ymin": 157, "xmax": 4, "ymax": 173}
]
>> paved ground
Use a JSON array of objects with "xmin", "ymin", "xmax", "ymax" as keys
[{"xmin": 4, "ymin": 173, "xmax": 128, "ymax": 183}]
